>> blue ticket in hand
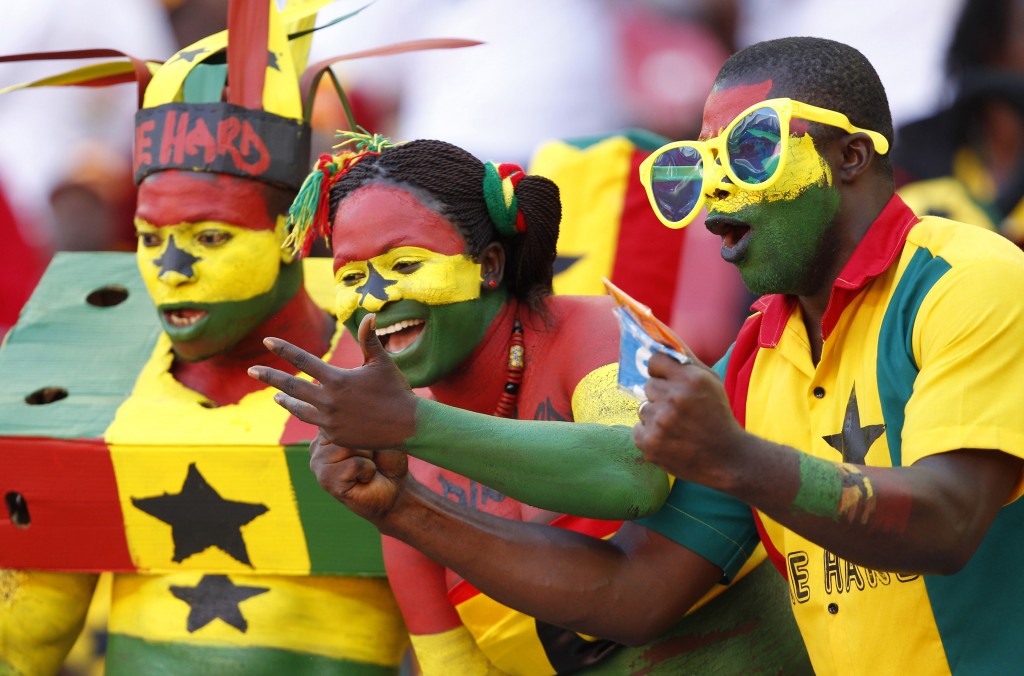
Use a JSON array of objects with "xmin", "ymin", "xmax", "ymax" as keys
[{"xmin": 614, "ymin": 306, "xmax": 688, "ymax": 401}]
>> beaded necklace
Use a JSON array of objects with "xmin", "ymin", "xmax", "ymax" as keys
[{"xmin": 493, "ymin": 319, "xmax": 524, "ymax": 418}]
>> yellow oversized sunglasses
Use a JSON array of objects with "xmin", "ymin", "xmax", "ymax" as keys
[{"xmin": 639, "ymin": 97, "xmax": 891, "ymax": 229}]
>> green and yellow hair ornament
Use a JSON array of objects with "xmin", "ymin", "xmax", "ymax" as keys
[
  {"xmin": 483, "ymin": 161, "xmax": 527, "ymax": 237},
  {"xmin": 284, "ymin": 129, "xmax": 397, "ymax": 258}
]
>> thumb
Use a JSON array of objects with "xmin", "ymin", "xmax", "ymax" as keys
[
  {"xmin": 374, "ymin": 448, "xmax": 409, "ymax": 481},
  {"xmin": 357, "ymin": 313, "xmax": 388, "ymax": 365}
]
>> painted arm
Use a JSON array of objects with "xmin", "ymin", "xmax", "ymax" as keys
[
  {"xmin": 0, "ymin": 569, "xmax": 98, "ymax": 675},
  {"xmin": 634, "ymin": 350, "xmax": 1023, "ymax": 575},
  {"xmin": 249, "ymin": 315, "xmax": 669, "ymax": 520},
  {"xmin": 307, "ymin": 438, "xmax": 723, "ymax": 646}
]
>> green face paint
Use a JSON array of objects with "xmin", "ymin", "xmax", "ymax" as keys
[
  {"xmin": 162, "ymin": 261, "xmax": 301, "ymax": 362},
  {"xmin": 713, "ymin": 134, "xmax": 843, "ymax": 296},
  {"xmin": 791, "ymin": 454, "xmax": 843, "ymax": 520},
  {"xmin": 346, "ymin": 289, "xmax": 507, "ymax": 388},
  {"xmin": 732, "ymin": 183, "xmax": 841, "ymax": 296}
]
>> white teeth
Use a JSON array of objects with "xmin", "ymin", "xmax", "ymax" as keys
[
  {"xmin": 375, "ymin": 319, "xmax": 425, "ymax": 336},
  {"xmin": 167, "ymin": 312, "xmax": 203, "ymax": 327}
]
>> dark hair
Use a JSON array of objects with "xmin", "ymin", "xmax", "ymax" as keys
[
  {"xmin": 717, "ymin": 36, "xmax": 894, "ymax": 180},
  {"xmin": 947, "ymin": 0, "xmax": 1013, "ymax": 78},
  {"xmin": 327, "ymin": 139, "xmax": 561, "ymax": 314}
]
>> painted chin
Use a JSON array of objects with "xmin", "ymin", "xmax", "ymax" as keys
[
  {"xmin": 375, "ymin": 318, "xmax": 426, "ymax": 355},
  {"xmin": 707, "ymin": 217, "xmax": 752, "ymax": 264}
]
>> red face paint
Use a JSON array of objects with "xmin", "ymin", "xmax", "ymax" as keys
[
  {"xmin": 701, "ymin": 80, "xmax": 774, "ymax": 139},
  {"xmin": 135, "ymin": 170, "xmax": 290, "ymax": 230},
  {"xmin": 331, "ymin": 184, "xmax": 467, "ymax": 273},
  {"xmin": 701, "ymin": 79, "xmax": 813, "ymax": 140}
]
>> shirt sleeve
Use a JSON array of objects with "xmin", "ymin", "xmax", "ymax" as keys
[
  {"xmin": 902, "ymin": 252, "xmax": 1024, "ymax": 499},
  {"xmin": 635, "ymin": 480, "xmax": 759, "ymax": 582},
  {"xmin": 635, "ymin": 344, "xmax": 757, "ymax": 582}
]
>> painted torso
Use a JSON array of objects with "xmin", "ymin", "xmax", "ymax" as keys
[{"xmin": 411, "ymin": 295, "xmax": 626, "ymax": 587}]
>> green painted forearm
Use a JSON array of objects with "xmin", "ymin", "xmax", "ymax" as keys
[{"xmin": 405, "ymin": 398, "xmax": 670, "ymax": 520}]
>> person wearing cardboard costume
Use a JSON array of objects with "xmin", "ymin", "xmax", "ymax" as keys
[{"xmin": 0, "ymin": 2, "xmax": 477, "ymax": 673}]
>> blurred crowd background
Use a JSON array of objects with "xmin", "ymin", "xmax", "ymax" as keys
[{"xmin": 1, "ymin": 0, "xmax": 1018, "ymax": 347}]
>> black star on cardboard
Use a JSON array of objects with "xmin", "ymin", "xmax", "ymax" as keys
[
  {"xmin": 356, "ymin": 262, "xmax": 396, "ymax": 306},
  {"xmin": 170, "ymin": 574, "xmax": 269, "ymax": 633},
  {"xmin": 154, "ymin": 235, "xmax": 202, "ymax": 279},
  {"xmin": 822, "ymin": 386, "xmax": 886, "ymax": 464},
  {"xmin": 132, "ymin": 463, "xmax": 268, "ymax": 565}
]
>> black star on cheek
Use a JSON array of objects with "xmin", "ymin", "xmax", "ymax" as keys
[
  {"xmin": 170, "ymin": 47, "xmax": 208, "ymax": 64},
  {"xmin": 553, "ymin": 254, "xmax": 581, "ymax": 276},
  {"xmin": 356, "ymin": 262, "xmax": 396, "ymax": 306},
  {"xmin": 822, "ymin": 386, "xmax": 886, "ymax": 464},
  {"xmin": 132, "ymin": 463, "xmax": 268, "ymax": 565},
  {"xmin": 267, "ymin": 50, "xmax": 280, "ymax": 71},
  {"xmin": 154, "ymin": 235, "xmax": 202, "ymax": 279},
  {"xmin": 170, "ymin": 574, "xmax": 269, "ymax": 633}
]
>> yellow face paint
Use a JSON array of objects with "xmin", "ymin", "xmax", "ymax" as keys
[
  {"xmin": 135, "ymin": 216, "xmax": 288, "ymax": 306},
  {"xmin": 711, "ymin": 134, "xmax": 832, "ymax": 214},
  {"xmin": 333, "ymin": 246, "xmax": 482, "ymax": 322}
]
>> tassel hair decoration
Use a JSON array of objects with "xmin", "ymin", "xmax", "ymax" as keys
[{"xmin": 284, "ymin": 128, "xmax": 396, "ymax": 258}]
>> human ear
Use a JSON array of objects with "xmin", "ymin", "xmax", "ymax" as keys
[
  {"xmin": 478, "ymin": 241, "xmax": 506, "ymax": 288},
  {"xmin": 836, "ymin": 133, "xmax": 876, "ymax": 183}
]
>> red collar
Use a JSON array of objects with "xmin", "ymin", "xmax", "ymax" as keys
[{"xmin": 751, "ymin": 194, "xmax": 919, "ymax": 347}]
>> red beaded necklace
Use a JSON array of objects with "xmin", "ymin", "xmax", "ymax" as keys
[{"xmin": 493, "ymin": 318, "xmax": 524, "ymax": 418}]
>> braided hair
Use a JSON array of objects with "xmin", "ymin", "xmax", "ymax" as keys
[{"xmin": 327, "ymin": 139, "xmax": 562, "ymax": 314}]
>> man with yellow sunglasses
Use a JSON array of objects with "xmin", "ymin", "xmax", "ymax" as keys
[
  {"xmin": 257, "ymin": 36, "xmax": 1024, "ymax": 675},
  {"xmin": 630, "ymin": 36, "xmax": 1024, "ymax": 674}
]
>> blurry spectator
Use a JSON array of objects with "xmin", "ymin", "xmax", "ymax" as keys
[
  {"xmin": 894, "ymin": 0, "xmax": 1024, "ymax": 245},
  {"xmin": 615, "ymin": 0, "xmax": 735, "ymax": 141},
  {"xmin": 0, "ymin": 0, "xmax": 176, "ymax": 252},
  {"xmin": 310, "ymin": 0, "xmax": 631, "ymax": 164},
  {"xmin": 735, "ymin": 0, "xmax": 965, "ymax": 130},
  {"xmin": 0, "ymin": 0, "xmax": 175, "ymax": 339},
  {"xmin": 0, "ymin": 180, "xmax": 44, "ymax": 342}
]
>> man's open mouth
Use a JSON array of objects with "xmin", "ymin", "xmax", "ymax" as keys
[
  {"xmin": 163, "ymin": 308, "xmax": 208, "ymax": 328},
  {"xmin": 376, "ymin": 318, "xmax": 425, "ymax": 354},
  {"xmin": 706, "ymin": 216, "xmax": 752, "ymax": 263}
]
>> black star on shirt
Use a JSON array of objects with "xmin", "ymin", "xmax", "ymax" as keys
[
  {"xmin": 356, "ymin": 262, "xmax": 396, "ymax": 306},
  {"xmin": 170, "ymin": 574, "xmax": 269, "ymax": 633},
  {"xmin": 131, "ymin": 463, "xmax": 268, "ymax": 565},
  {"xmin": 154, "ymin": 235, "xmax": 202, "ymax": 279},
  {"xmin": 822, "ymin": 385, "xmax": 886, "ymax": 464}
]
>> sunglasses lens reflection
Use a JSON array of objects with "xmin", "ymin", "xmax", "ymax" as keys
[
  {"xmin": 727, "ymin": 107, "xmax": 783, "ymax": 185},
  {"xmin": 650, "ymin": 146, "xmax": 704, "ymax": 223}
]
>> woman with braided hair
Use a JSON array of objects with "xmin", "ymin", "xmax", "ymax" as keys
[{"xmin": 251, "ymin": 136, "xmax": 809, "ymax": 674}]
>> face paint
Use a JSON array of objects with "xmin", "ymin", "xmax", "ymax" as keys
[
  {"xmin": 333, "ymin": 183, "xmax": 503, "ymax": 387},
  {"xmin": 135, "ymin": 216, "xmax": 296, "ymax": 361},
  {"xmin": 334, "ymin": 246, "xmax": 483, "ymax": 323},
  {"xmin": 702, "ymin": 81, "xmax": 841, "ymax": 296},
  {"xmin": 332, "ymin": 184, "xmax": 468, "ymax": 267},
  {"xmin": 136, "ymin": 170, "xmax": 284, "ymax": 231},
  {"xmin": 347, "ymin": 291, "xmax": 505, "ymax": 388}
]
